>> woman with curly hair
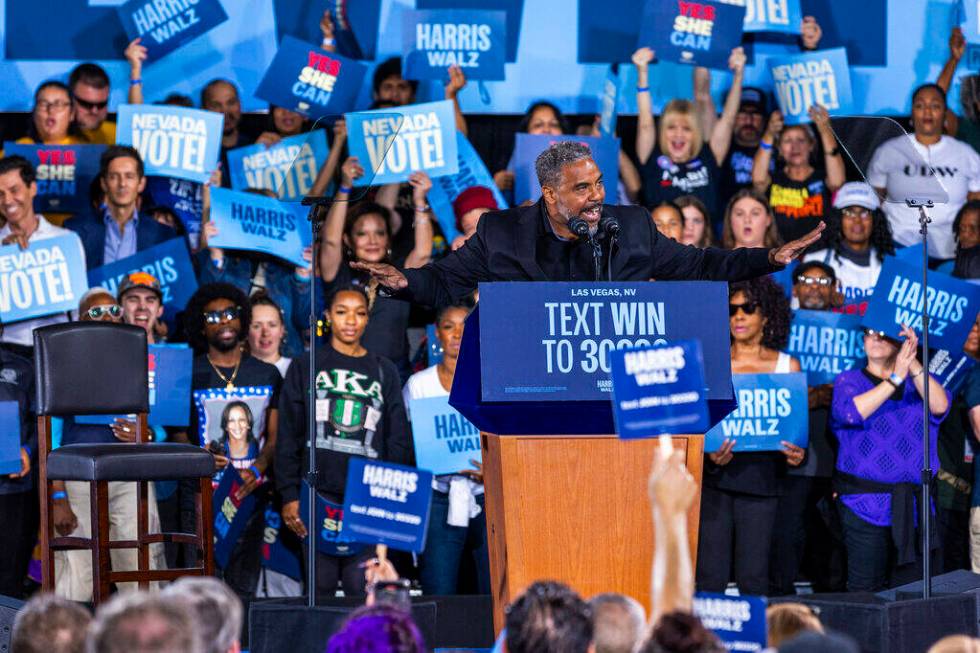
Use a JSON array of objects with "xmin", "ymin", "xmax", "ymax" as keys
[
  {"xmin": 697, "ymin": 276, "xmax": 804, "ymax": 596},
  {"xmin": 803, "ymin": 182, "xmax": 895, "ymax": 314}
]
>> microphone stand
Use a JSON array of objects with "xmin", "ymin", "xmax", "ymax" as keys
[
  {"xmin": 907, "ymin": 197, "xmax": 934, "ymax": 600},
  {"xmin": 300, "ymin": 195, "xmax": 331, "ymax": 608}
]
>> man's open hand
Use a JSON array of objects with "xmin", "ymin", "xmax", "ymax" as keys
[
  {"xmin": 770, "ymin": 222, "xmax": 826, "ymax": 266},
  {"xmin": 349, "ymin": 261, "xmax": 408, "ymax": 290}
]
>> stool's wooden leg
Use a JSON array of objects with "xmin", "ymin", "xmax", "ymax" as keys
[
  {"xmin": 93, "ymin": 482, "xmax": 111, "ymax": 604},
  {"xmin": 199, "ymin": 477, "xmax": 214, "ymax": 575},
  {"xmin": 137, "ymin": 480, "xmax": 149, "ymax": 590},
  {"xmin": 38, "ymin": 416, "xmax": 53, "ymax": 592}
]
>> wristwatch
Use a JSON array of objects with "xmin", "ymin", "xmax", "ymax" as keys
[{"xmin": 887, "ymin": 373, "xmax": 905, "ymax": 388}]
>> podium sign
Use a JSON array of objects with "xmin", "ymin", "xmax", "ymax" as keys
[{"xmin": 452, "ymin": 282, "xmax": 734, "ymax": 434}]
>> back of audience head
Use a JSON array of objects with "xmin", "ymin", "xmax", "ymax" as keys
[
  {"xmin": 326, "ymin": 604, "xmax": 426, "ymax": 653},
  {"xmin": 162, "ymin": 576, "xmax": 242, "ymax": 653},
  {"xmin": 12, "ymin": 593, "xmax": 91, "ymax": 653},
  {"xmin": 588, "ymin": 593, "xmax": 645, "ymax": 653},
  {"xmin": 722, "ymin": 189, "xmax": 781, "ymax": 249},
  {"xmin": 766, "ymin": 603, "xmax": 824, "ymax": 649},
  {"xmin": 651, "ymin": 201, "xmax": 684, "ymax": 242},
  {"xmin": 637, "ymin": 611, "xmax": 725, "ymax": 653},
  {"xmin": 519, "ymin": 101, "xmax": 568, "ymax": 135},
  {"xmin": 86, "ymin": 592, "xmax": 202, "ymax": 653},
  {"xmin": 505, "ymin": 580, "xmax": 594, "ymax": 653},
  {"xmin": 372, "ymin": 57, "xmax": 417, "ymax": 107},
  {"xmin": 675, "ymin": 195, "xmax": 714, "ymax": 248},
  {"xmin": 777, "ymin": 631, "xmax": 859, "ymax": 653},
  {"xmin": 928, "ymin": 635, "xmax": 980, "ymax": 653}
]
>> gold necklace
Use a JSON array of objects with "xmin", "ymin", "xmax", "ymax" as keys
[{"xmin": 207, "ymin": 354, "xmax": 241, "ymax": 391}]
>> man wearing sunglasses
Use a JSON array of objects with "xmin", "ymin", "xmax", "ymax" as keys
[
  {"xmin": 65, "ymin": 146, "xmax": 177, "ymax": 270},
  {"xmin": 68, "ymin": 63, "xmax": 115, "ymax": 146}
]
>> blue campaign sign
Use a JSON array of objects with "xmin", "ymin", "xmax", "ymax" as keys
[
  {"xmin": 255, "ymin": 35, "xmax": 367, "ymax": 120},
  {"xmin": 345, "ymin": 100, "xmax": 460, "ymax": 186},
  {"xmin": 513, "ymin": 133, "xmax": 620, "ymax": 205},
  {"xmin": 260, "ymin": 506, "xmax": 302, "ymax": 580},
  {"xmin": 0, "ymin": 402, "xmax": 21, "ymax": 475},
  {"xmin": 705, "ymin": 373, "xmax": 809, "ymax": 452},
  {"xmin": 116, "ymin": 104, "xmax": 224, "ymax": 184},
  {"xmin": 636, "ymin": 0, "xmax": 746, "ymax": 70},
  {"xmin": 2, "ymin": 143, "xmax": 105, "ymax": 215},
  {"xmin": 87, "ymin": 238, "xmax": 198, "ymax": 312},
  {"xmin": 226, "ymin": 131, "xmax": 329, "ymax": 201},
  {"xmin": 416, "ymin": 0, "xmax": 524, "ymax": 62},
  {"xmin": 477, "ymin": 282, "xmax": 733, "ymax": 403},
  {"xmin": 786, "ymin": 310, "xmax": 866, "ymax": 386},
  {"xmin": 116, "ymin": 0, "xmax": 229, "ymax": 63},
  {"xmin": 208, "ymin": 188, "xmax": 312, "ymax": 268},
  {"xmin": 75, "ymin": 344, "xmax": 193, "ymax": 427},
  {"xmin": 0, "ymin": 234, "xmax": 87, "ymax": 324},
  {"xmin": 931, "ymin": 348, "xmax": 977, "ymax": 395},
  {"xmin": 769, "ymin": 48, "xmax": 854, "ymax": 126},
  {"xmin": 694, "ymin": 592, "xmax": 768, "ymax": 652},
  {"xmin": 610, "ymin": 340, "xmax": 711, "ymax": 439},
  {"xmin": 741, "ymin": 0, "xmax": 802, "ymax": 33},
  {"xmin": 409, "ymin": 396, "xmax": 482, "ymax": 475},
  {"xmin": 599, "ymin": 66, "xmax": 620, "ymax": 138},
  {"xmin": 212, "ymin": 466, "xmax": 258, "ymax": 569},
  {"xmin": 341, "ymin": 458, "xmax": 434, "ymax": 553},
  {"xmin": 299, "ymin": 481, "xmax": 364, "ymax": 557},
  {"xmin": 862, "ymin": 256, "xmax": 980, "ymax": 351},
  {"xmin": 427, "ymin": 132, "xmax": 508, "ymax": 242},
  {"xmin": 403, "ymin": 10, "xmax": 506, "ymax": 81},
  {"xmin": 895, "ymin": 243, "xmax": 925, "ymax": 264},
  {"xmin": 144, "ymin": 177, "xmax": 203, "ymax": 246}
]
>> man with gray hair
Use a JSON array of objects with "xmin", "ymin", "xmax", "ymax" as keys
[
  {"xmin": 86, "ymin": 592, "xmax": 202, "ymax": 653},
  {"xmin": 352, "ymin": 141, "xmax": 823, "ymax": 307},
  {"xmin": 589, "ymin": 593, "xmax": 646, "ymax": 653},
  {"xmin": 12, "ymin": 593, "xmax": 91, "ymax": 653},
  {"xmin": 162, "ymin": 577, "xmax": 243, "ymax": 653}
]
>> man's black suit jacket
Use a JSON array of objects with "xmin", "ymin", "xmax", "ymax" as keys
[{"xmin": 402, "ymin": 200, "xmax": 780, "ymax": 307}]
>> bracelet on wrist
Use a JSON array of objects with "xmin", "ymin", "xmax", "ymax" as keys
[
  {"xmin": 759, "ymin": 140, "xmax": 773, "ymax": 151},
  {"xmin": 321, "ymin": 37, "xmax": 335, "ymax": 47},
  {"xmin": 249, "ymin": 465, "xmax": 261, "ymax": 479},
  {"xmin": 338, "ymin": 185, "xmax": 352, "ymax": 194},
  {"xmin": 414, "ymin": 204, "xmax": 431, "ymax": 213},
  {"xmin": 51, "ymin": 491, "xmax": 68, "ymax": 501},
  {"xmin": 130, "ymin": 78, "xmax": 143, "ymax": 86},
  {"xmin": 636, "ymin": 86, "xmax": 650, "ymax": 93}
]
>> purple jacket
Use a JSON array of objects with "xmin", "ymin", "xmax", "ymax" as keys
[{"xmin": 831, "ymin": 368, "xmax": 950, "ymax": 526}]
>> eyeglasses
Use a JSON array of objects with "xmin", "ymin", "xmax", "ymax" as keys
[
  {"xmin": 795, "ymin": 275, "xmax": 834, "ymax": 287},
  {"xmin": 729, "ymin": 301, "xmax": 759, "ymax": 316},
  {"xmin": 73, "ymin": 96, "xmax": 108, "ymax": 111},
  {"xmin": 36, "ymin": 100, "xmax": 71, "ymax": 113},
  {"xmin": 204, "ymin": 306, "xmax": 241, "ymax": 324},
  {"xmin": 86, "ymin": 304, "xmax": 122, "ymax": 320},
  {"xmin": 863, "ymin": 327, "xmax": 888, "ymax": 339},
  {"xmin": 842, "ymin": 207, "xmax": 872, "ymax": 219}
]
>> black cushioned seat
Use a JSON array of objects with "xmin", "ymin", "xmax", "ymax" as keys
[{"xmin": 47, "ymin": 443, "xmax": 215, "ymax": 482}]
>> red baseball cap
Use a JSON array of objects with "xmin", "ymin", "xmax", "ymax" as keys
[{"xmin": 452, "ymin": 186, "xmax": 499, "ymax": 233}]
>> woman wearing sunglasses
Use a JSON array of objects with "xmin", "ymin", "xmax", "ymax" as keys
[
  {"xmin": 276, "ymin": 284, "xmax": 412, "ymax": 599},
  {"xmin": 831, "ymin": 325, "xmax": 950, "ymax": 591},
  {"xmin": 697, "ymin": 276, "xmax": 803, "ymax": 596}
]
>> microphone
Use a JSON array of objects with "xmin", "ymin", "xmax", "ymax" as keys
[
  {"xmin": 599, "ymin": 215, "xmax": 620, "ymax": 240},
  {"xmin": 567, "ymin": 216, "xmax": 591, "ymax": 237}
]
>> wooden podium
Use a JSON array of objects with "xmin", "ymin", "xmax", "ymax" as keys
[{"xmin": 481, "ymin": 433, "xmax": 703, "ymax": 633}]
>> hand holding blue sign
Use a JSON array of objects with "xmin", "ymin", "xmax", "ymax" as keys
[
  {"xmin": 768, "ymin": 48, "xmax": 854, "ymax": 125},
  {"xmin": 705, "ymin": 372, "xmax": 809, "ymax": 455}
]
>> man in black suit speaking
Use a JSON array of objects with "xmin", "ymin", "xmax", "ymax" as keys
[{"xmin": 353, "ymin": 141, "xmax": 822, "ymax": 307}]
